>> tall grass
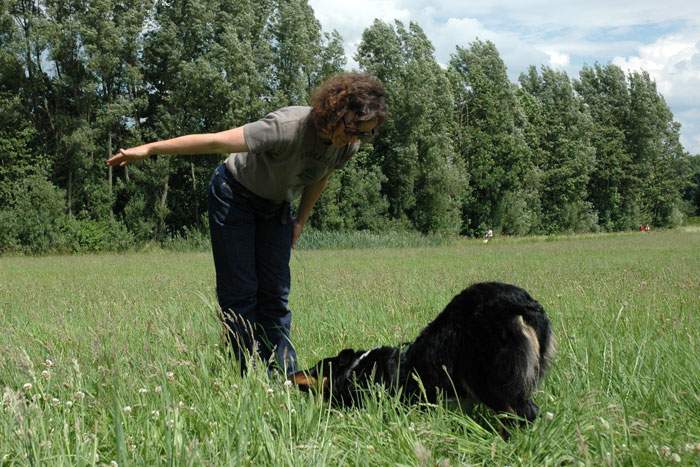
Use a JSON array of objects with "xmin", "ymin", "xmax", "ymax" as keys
[
  {"xmin": 1, "ymin": 229, "xmax": 699, "ymax": 465},
  {"xmin": 160, "ymin": 228, "xmax": 455, "ymax": 252}
]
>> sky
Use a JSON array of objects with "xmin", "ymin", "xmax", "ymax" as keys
[{"xmin": 308, "ymin": 0, "xmax": 700, "ymax": 154}]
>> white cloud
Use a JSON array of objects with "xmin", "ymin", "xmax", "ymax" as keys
[
  {"xmin": 308, "ymin": 0, "xmax": 700, "ymax": 152},
  {"xmin": 613, "ymin": 34, "xmax": 700, "ymax": 98},
  {"xmin": 677, "ymin": 109, "xmax": 700, "ymax": 155},
  {"xmin": 613, "ymin": 33, "xmax": 700, "ymax": 152},
  {"xmin": 543, "ymin": 49, "xmax": 571, "ymax": 68},
  {"xmin": 309, "ymin": 0, "xmax": 411, "ymax": 66},
  {"xmin": 400, "ymin": 0, "xmax": 700, "ymax": 30}
]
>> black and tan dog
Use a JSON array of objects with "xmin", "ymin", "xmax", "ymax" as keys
[{"xmin": 292, "ymin": 282, "xmax": 554, "ymax": 426}]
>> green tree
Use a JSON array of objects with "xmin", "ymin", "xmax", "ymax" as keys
[
  {"xmin": 310, "ymin": 148, "xmax": 389, "ymax": 231},
  {"xmin": 684, "ymin": 155, "xmax": 700, "ymax": 215},
  {"xmin": 575, "ymin": 64, "xmax": 638, "ymax": 230},
  {"xmin": 449, "ymin": 40, "xmax": 535, "ymax": 235},
  {"xmin": 79, "ymin": 0, "xmax": 153, "ymax": 219},
  {"xmin": 519, "ymin": 66, "xmax": 597, "ymax": 233},
  {"xmin": 626, "ymin": 71, "xmax": 690, "ymax": 227},
  {"xmin": 357, "ymin": 20, "xmax": 466, "ymax": 233},
  {"xmin": 0, "ymin": 0, "xmax": 44, "ymax": 204}
]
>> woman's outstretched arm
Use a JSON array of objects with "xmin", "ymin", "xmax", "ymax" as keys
[{"xmin": 106, "ymin": 127, "xmax": 248, "ymax": 167}]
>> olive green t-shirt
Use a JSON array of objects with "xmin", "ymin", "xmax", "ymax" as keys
[{"xmin": 224, "ymin": 106, "xmax": 359, "ymax": 203}]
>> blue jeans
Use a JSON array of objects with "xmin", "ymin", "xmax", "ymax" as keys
[{"xmin": 208, "ymin": 164, "xmax": 297, "ymax": 375}]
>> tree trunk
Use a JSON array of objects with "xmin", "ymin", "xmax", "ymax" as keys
[
  {"xmin": 161, "ymin": 176, "xmax": 169, "ymax": 212},
  {"xmin": 157, "ymin": 175, "xmax": 170, "ymax": 238},
  {"xmin": 108, "ymin": 132, "xmax": 113, "ymax": 196},
  {"xmin": 191, "ymin": 162, "xmax": 198, "ymax": 220},
  {"xmin": 67, "ymin": 169, "xmax": 73, "ymax": 217}
]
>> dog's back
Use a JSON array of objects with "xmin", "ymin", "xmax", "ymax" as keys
[
  {"xmin": 402, "ymin": 282, "xmax": 553, "ymax": 421},
  {"xmin": 293, "ymin": 282, "xmax": 553, "ymax": 424}
]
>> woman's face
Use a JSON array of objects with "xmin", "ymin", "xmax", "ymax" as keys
[{"xmin": 328, "ymin": 111, "xmax": 379, "ymax": 148}]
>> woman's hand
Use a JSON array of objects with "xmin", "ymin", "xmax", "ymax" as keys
[
  {"xmin": 291, "ymin": 220, "xmax": 304, "ymax": 249},
  {"xmin": 106, "ymin": 146, "xmax": 150, "ymax": 167}
]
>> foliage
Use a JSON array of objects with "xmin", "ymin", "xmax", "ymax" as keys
[
  {"xmin": 684, "ymin": 155, "xmax": 700, "ymax": 215},
  {"xmin": 449, "ymin": 40, "xmax": 531, "ymax": 235},
  {"xmin": 0, "ymin": 174, "xmax": 68, "ymax": 253},
  {"xmin": 357, "ymin": 20, "xmax": 467, "ymax": 234},
  {"xmin": 0, "ymin": 1, "xmax": 695, "ymax": 253},
  {"xmin": 519, "ymin": 66, "xmax": 597, "ymax": 233}
]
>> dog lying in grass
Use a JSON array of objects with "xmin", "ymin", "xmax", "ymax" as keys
[{"xmin": 292, "ymin": 282, "xmax": 554, "ymax": 427}]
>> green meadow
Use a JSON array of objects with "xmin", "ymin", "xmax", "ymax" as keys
[{"xmin": 1, "ymin": 229, "xmax": 699, "ymax": 466}]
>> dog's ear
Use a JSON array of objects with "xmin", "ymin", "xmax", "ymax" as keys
[{"xmin": 337, "ymin": 348, "xmax": 358, "ymax": 365}]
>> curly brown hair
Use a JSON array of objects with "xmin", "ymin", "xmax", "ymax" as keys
[{"xmin": 310, "ymin": 73, "xmax": 388, "ymax": 133}]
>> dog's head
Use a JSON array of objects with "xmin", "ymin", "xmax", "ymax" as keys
[
  {"xmin": 290, "ymin": 348, "xmax": 373, "ymax": 404},
  {"xmin": 290, "ymin": 348, "xmax": 359, "ymax": 390}
]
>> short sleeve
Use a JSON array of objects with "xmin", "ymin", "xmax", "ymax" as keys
[{"xmin": 243, "ymin": 110, "xmax": 294, "ymax": 155}]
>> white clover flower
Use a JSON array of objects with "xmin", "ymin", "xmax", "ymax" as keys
[
  {"xmin": 166, "ymin": 419, "xmax": 175, "ymax": 428},
  {"xmin": 74, "ymin": 391, "xmax": 85, "ymax": 400},
  {"xmin": 284, "ymin": 380, "xmax": 293, "ymax": 388},
  {"xmin": 545, "ymin": 411, "xmax": 555, "ymax": 421},
  {"xmin": 44, "ymin": 359, "xmax": 54, "ymax": 368},
  {"xmin": 51, "ymin": 398, "xmax": 60, "ymax": 406},
  {"xmin": 65, "ymin": 401, "xmax": 73, "ymax": 408},
  {"xmin": 671, "ymin": 453, "xmax": 681, "ymax": 463},
  {"xmin": 154, "ymin": 386, "xmax": 162, "ymax": 393},
  {"xmin": 166, "ymin": 371, "xmax": 175, "ymax": 381},
  {"xmin": 151, "ymin": 410, "xmax": 160, "ymax": 418},
  {"xmin": 41, "ymin": 370, "xmax": 51, "ymax": 380},
  {"xmin": 138, "ymin": 388, "xmax": 149, "ymax": 395},
  {"xmin": 22, "ymin": 383, "xmax": 33, "ymax": 391},
  {"xmin": 266, "ymin": 388, "xmax": 274, "ymax": 395},
  {"xmin": 123, "ymin": 406, "xmax": 132, "ymax": 415}
]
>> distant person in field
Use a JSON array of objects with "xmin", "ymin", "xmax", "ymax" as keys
[{"xmin": 107, "ymin": 73, "xmax": 388, "ymax": 376}]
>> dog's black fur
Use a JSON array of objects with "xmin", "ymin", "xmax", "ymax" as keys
[{"xmin": 292, "ymin": 282, "xmax": 553, "ymax": 424}]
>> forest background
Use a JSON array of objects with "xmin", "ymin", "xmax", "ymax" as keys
[{"xmin": 2, "ymin": 0, "xmax": 699, "ymax": 254}]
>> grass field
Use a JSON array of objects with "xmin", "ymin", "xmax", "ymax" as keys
[{"xmin": 1, "ymin": 229, "xmax": 699, "ymax": 465}]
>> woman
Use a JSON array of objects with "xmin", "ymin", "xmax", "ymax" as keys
[{"xmin": 107, "ymin": 73, "xmax": 388, "ymax": 376}]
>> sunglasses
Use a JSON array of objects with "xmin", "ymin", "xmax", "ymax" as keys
[{"xmin": 344, "ymin": 125, "xmax": 376, "ymax": 139}]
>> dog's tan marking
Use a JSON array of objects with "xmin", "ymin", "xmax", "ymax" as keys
[
  {"xmin": 516, "ymin": 316, "xmax": 540, "ymax": 392},
  {"xmin": 517, "ymin": 316, "xmax": 540, "ymax": 356},
  {"xmin": 292, "ymin": 372, "xmax": 316, "ymax": 387},
  {"xmin": 543, "ymin": 333, "xmax": 556, "ymax": 367}
]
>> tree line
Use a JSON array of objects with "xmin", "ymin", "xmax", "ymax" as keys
[{"xmin": 1, "ymin": 0, "xmax": 698, "ymax": 253}]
